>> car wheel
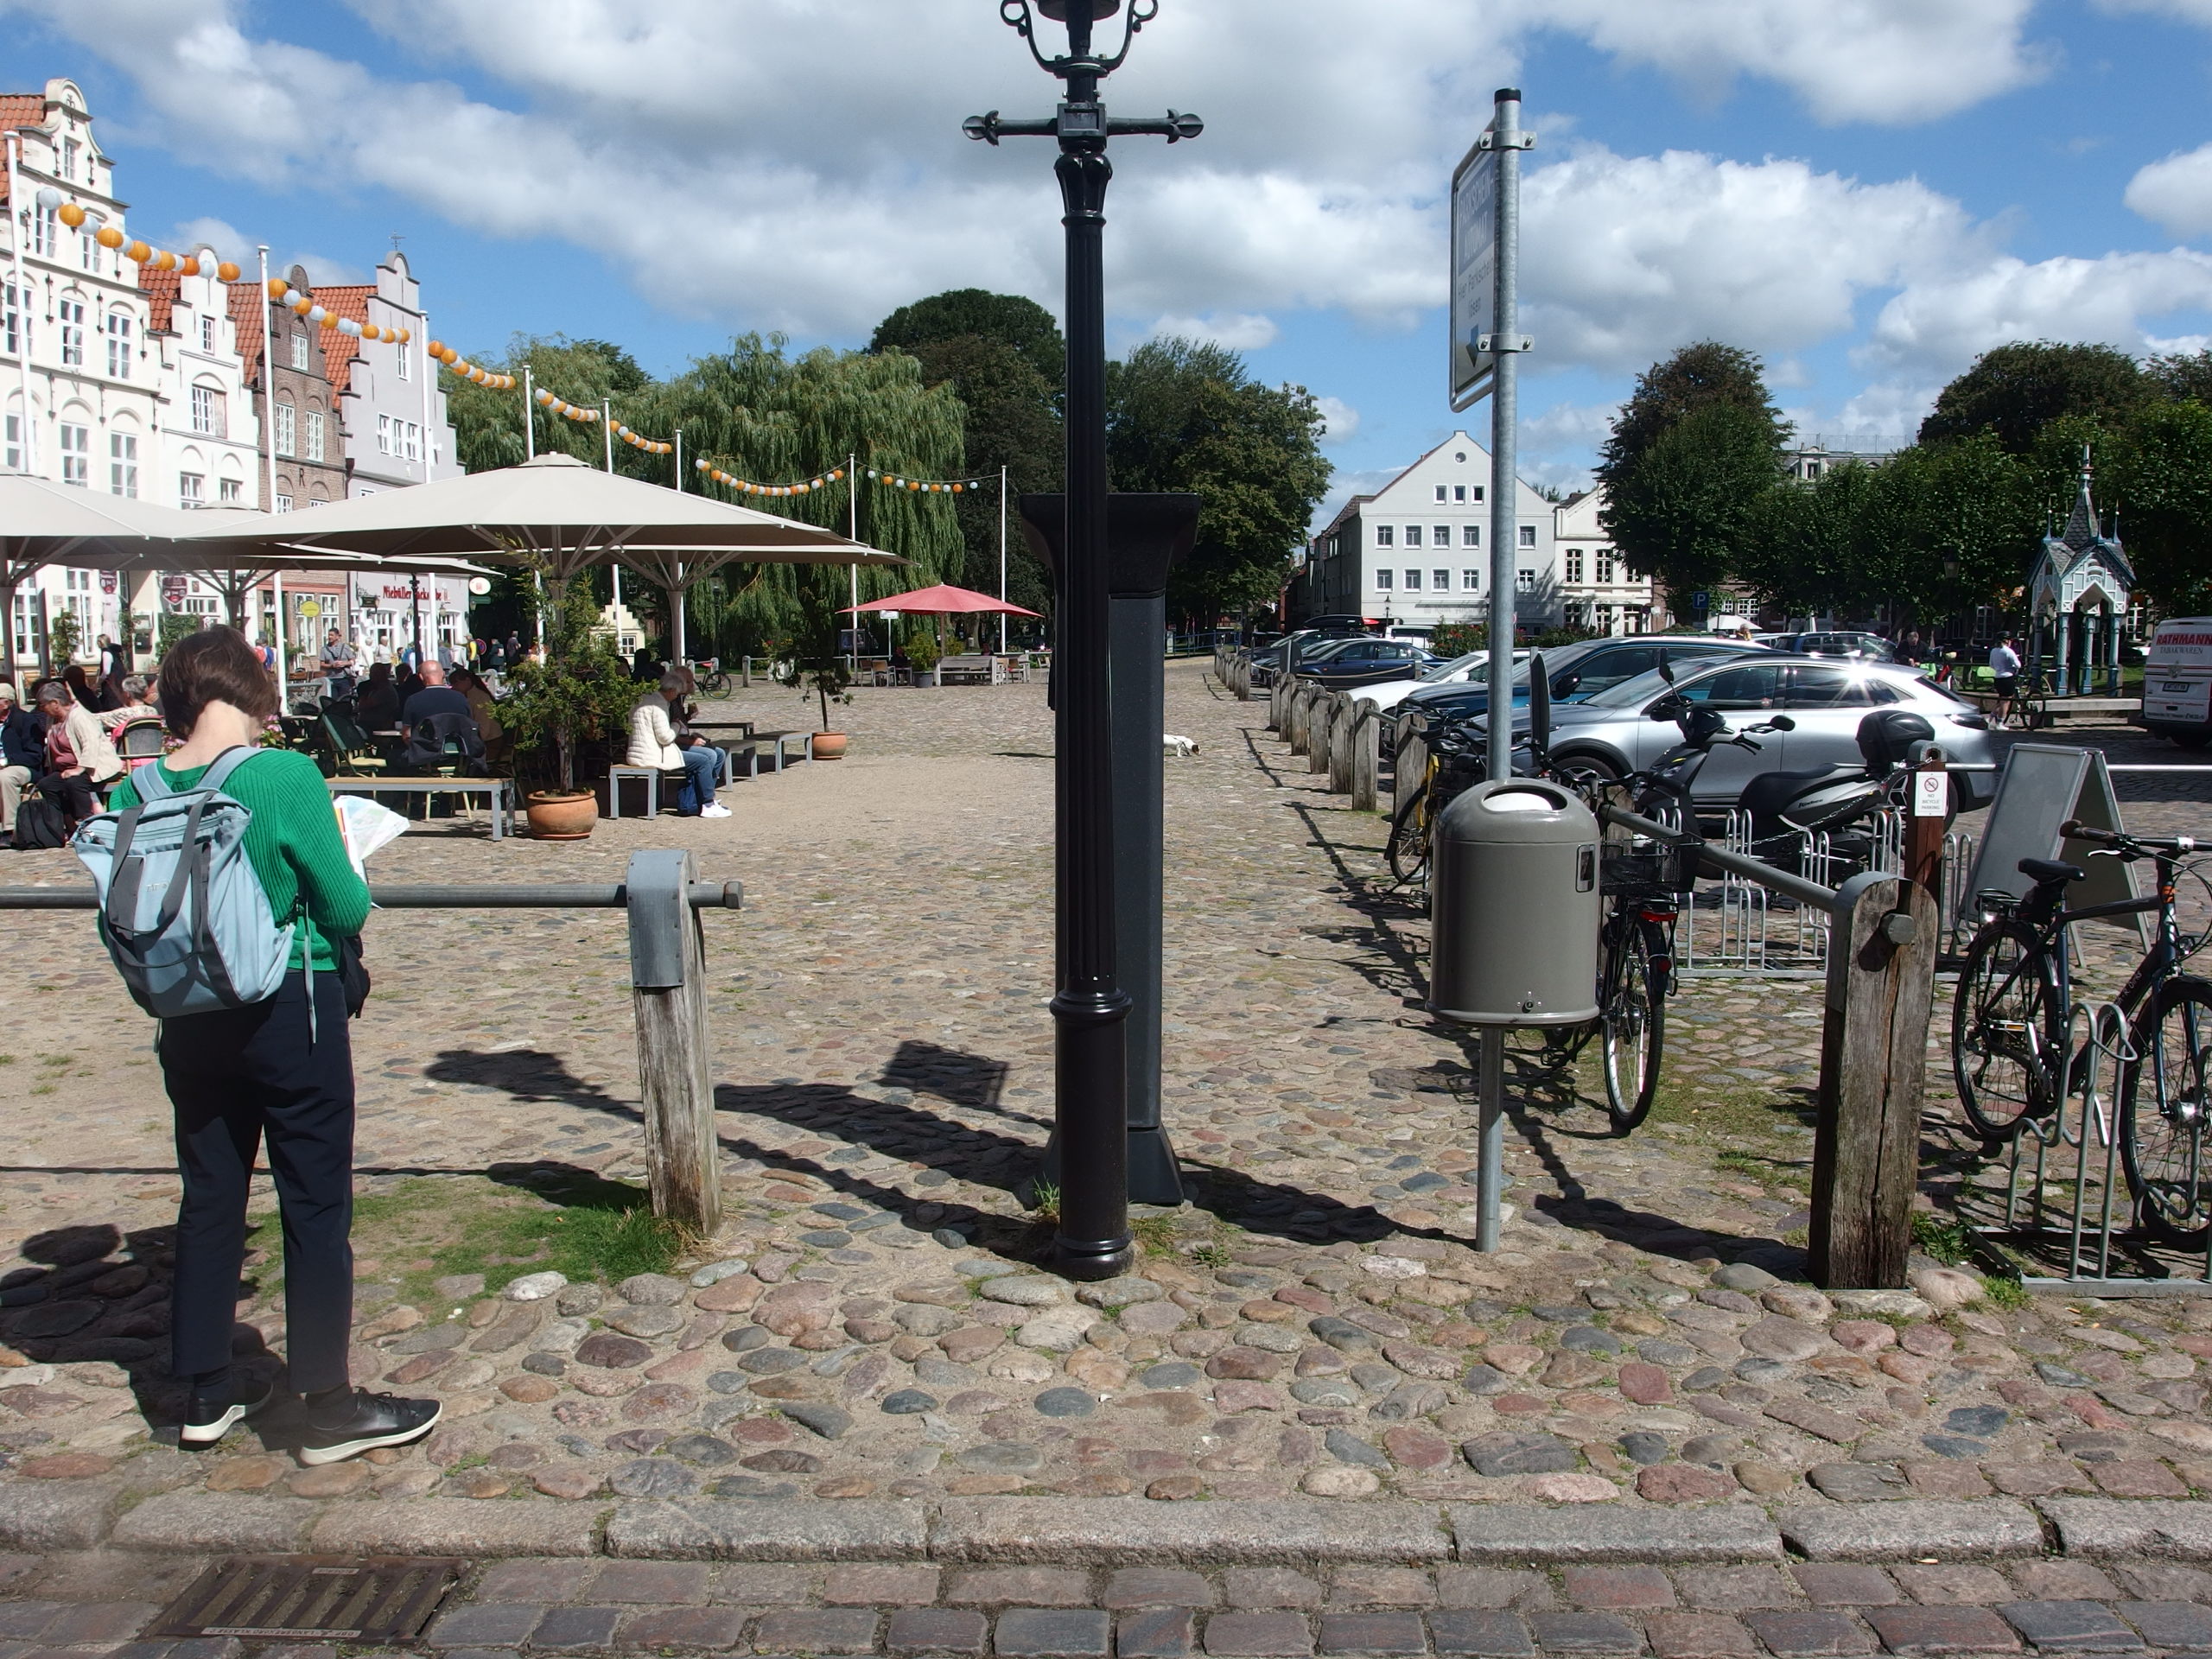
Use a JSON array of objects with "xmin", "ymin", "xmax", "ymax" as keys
[{"xmin": 1553, "ymin": 753, "xmax": 1621, "ymax": 792}]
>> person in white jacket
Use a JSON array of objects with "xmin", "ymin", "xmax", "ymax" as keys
[{"xmin": 628, "ymin": 672, "xmax": 728, "ymax": 818}]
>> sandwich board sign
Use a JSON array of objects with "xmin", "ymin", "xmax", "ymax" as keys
[{"xmin": 1963, "ymin": 744, "xmax": 2142, "ymax": 940}]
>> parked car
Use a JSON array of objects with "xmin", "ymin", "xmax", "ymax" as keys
[
  {"xmin": 1766, "ymin": 631, "xmax": 1899, "ymax": 663},
  {"xmin": 1299, "ymin": 639, "xmax": 1441, "ymax": 690},
  {"xmin": 2143, "ymin": 616, "xmax": 2212, "ymax": 747},
  {"xmin": 1346, "ymin": 649, "xmax": 1530, "ymax": 716},
  {"xmin": 1245, "ymin": 631, "xmax": 1378, "ymax": 687},
  {"xmin": 1508, "ymin": 654, "xmax": 1998, "ymax": 808},
  {"xmin": 1392, "ymin": 635, "xmax": 1762, "ymax": 757}
]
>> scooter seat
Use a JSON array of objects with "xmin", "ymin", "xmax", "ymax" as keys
[{"xmin": 1735, "ymin": 764, "xmax": 1861, "ymax": 821}]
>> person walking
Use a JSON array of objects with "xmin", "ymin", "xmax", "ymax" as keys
[
  {"xmin": 106, "ymin": 627, "xmax": 438, "ymax": 1464},
  {"xmin": 318, "ymin": 630, "xmax": 357, "ymax": 701},
  {"xmin": 1989, "ymin": 636, "xmax": 2023, "ymax": 728}
]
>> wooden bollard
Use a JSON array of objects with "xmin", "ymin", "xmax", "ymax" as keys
[
  {"xmin": 1269, "ymin": 672, "xmax": 1287, "ymax": 733},
  {"xmin": 1328, "ymin": 693, "xmax": 1357, "ymax": 793},
  {"xmin": 1808, "ymin": 871, "xmax": 1938, "ymax": 1289},
  {"xmin": 1351, "ymin": 705, "xmax": 1379, "ymax": 811},
  {"xmin": 1308, "ymin": 695, "xmax": 1334, "ymax": 773},
  {"xmin": 627, "ymin": 849, "xmax": 722, "ymax": 1236},
  {"xmin": 1288, "ymin": 683, "xmax": 1313, "ymax": 754}
]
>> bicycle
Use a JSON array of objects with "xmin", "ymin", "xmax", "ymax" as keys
[
  {"xmin": 1949, "ymin": 819, "xmax": 2212, "ymax": 1244},
  {"xmin": 1384, "ymin": 716, "xmax": 1485, "ymax": 887},
  {"xmin": 690, "ymin": 658, "xmax": 733, "ymax": 700}
]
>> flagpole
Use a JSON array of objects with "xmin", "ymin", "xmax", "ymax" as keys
[
  {"xmin": 522, "ymin": 365, "xmax": 535, "ymax": 461},
  {"xmin": 849, "ymin": 451, "xmax": 860, "ymax": 670},
  {"xmin": 998, "ymin": 463, "xmax": 1009, "ymax": 656}
]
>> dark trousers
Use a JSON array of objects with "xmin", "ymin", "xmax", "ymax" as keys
[
  {"xmin": 34, "ymin": 769, "xmax": 95, "ymax": 821},
  {"xmin": 161, "ymin": 970, "xmax": 355, "ymax": 1393}
]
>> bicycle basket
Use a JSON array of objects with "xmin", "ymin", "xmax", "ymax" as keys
[{"xmin": 1601, "ymin": 841, "xmax": 1696, "ymax": 895}]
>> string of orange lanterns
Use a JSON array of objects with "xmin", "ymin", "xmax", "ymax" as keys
[
  {"xmin": 692, "ymin": 460, "xmax": 993, "ymax": 496},
  {"xmin": 47, "ymin": 188, "xmax": 242, "ymax": 283},
  {"xmin": 261, "ymin": 274, "xmax": 415, "ymax": 346}
]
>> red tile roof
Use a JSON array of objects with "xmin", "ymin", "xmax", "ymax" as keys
[
  {"xmin": 137, "ymin": 265, "xmax": 180, "ymax": 334},
  {"xmin": 0, "ymin": 95, "xmax": 47, "ymax": 132},
  {"xmin": 315, "ymin": 284, "xmax": 373, "ymax": 396},
  {"xmin": 226, "ymin": 278, "xmax": 268, "ymax": 387}
]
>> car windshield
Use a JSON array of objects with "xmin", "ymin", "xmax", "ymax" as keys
[{"xmin": 1580, "ymin": 665, "xmax": 1682, "ymax": 709}]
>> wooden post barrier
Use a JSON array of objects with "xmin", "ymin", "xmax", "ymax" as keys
[
  {"xmin": 1808, "ymin": 871, "xmax": 1939, "ymax": 1290},
  {"xmin": 1907, "ymin": 749, "xmax": 1948, "ymax": 897},
  {"xmin": 1287, "ymin": 683, "xmax": 1313, "ymax": 755},
  {"xmin": 626, "ymin": 849, "xmax": 723, "ymax": 1237},
  {"xmin": 1269, "ymin": 671, "xmax": 1287, "ymax": 733},
  {"xmin": 1351, "ymin": 703, "xmax": 1380, "ymax": 811},
  {"xmin": 1234, "ymin": 657, "xmax": 1251, "ymax": 700},
  {"xmin": 1328, "ymin": 693, "xmax": 1357, "ymax": 793},
  {"xmin": 1308, "ymin": 693, "xmax": 1334, "ymax": 774}
]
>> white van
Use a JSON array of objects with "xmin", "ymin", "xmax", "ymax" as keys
[{"xmin": 2144, "ymin": 617, "xmax": 2212, "ymax": 747}]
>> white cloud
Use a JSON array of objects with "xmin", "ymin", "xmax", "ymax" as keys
[
  {"xmin": 1521, "ymin": 401, "xmax": 1620, "ymax": 452},
  {"xmin": 0, "ymin": 0, "xmax": 2067, "ymax": 347},
  {"xmin": 2127, "ymin": 144, "xmax": 2212, "ymax": 240},
  {"xmin": 1528, "ymin": 0, "xmax": 2050, "ymax": 124},
  {"xmin": 1517, "ymin": 145, "xmax": 1979, "ymax": 372},
  {"xmin": 167, "ymin": 216, "xmax": 365, "ymax": 286},
  {"xmin": 1865, "ymin": 248, "xmax": 2212, "ymax": 371},
  {"xmin": 1146, "ymin": 312, "xmax": 1281, "ymax": 352},
  {"xmin": 1313, "ymin": 397, "xmax": 1360, "ymax": 443}
]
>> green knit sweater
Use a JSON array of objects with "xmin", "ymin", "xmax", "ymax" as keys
[{"xmin": 109, "ymin": 748, "xmax": 371, "ymax": 971}]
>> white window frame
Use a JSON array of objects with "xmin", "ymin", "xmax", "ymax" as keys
[
  {"xmin": 1519, "ymin": 524, "xmax": 1538, "ymax": 549},
  {"xmin": 0, "ymin": 281, "xmax": 17, "ymax": 356},
  {"xmin": 218, "ymin": 477, "xmax": 242, "ymax": 505},
  {"xmin": 1404, "ymin": 569, "xmax": 1422, "ymax": 592},
  {"xmin": 190, "ymin": 385, "xmax": 224, "ymax": 437},
  {"xmin": 1433, "ymin": 524, "xmax": 1449, "ymax": 549},
  {"xmin": 1432, "ymin": 569, "xmax": 1449, "ymax": 593},
  {"xmin": 3, "ymin": 411, "xmax": 19, "ymax": 470},
  {"xmin": 200, "ymin": 314, "xmax": 218, "ymax": 353},
  {"xmin": 275, "ymin": 401, "xmax": 296, "ymax": 457},
  {"xmin": 307, "ymin": 409, "xmax": 325, "ymax": 462},
  {"xmin": 1433, "ymin": 484, "xmax": 1446, "ymax": 504},
  {"xmin": 58, "ymin": 298, "xmax": 85, "ymax": 367},
  {"xmin": 1375, "ymin": 524, "xmax": 1394, "ymax": 548},
  {"xmin": 1565, "ymin": 549, "xmax": 1585, "ymax": 584},
  {"xmin": 59, "ymin": 422, "xmax": 90, "ymax": 486},
  {"xmin": 29, "ymin": 204, "xmax": 58, "ymax": 257},
  {"xmin": 178, "ymin": 471, "xmax": 204, "ymax": 509},
  {"xmin": 1462, "ymin": 524, "xmax": 1480, "ymax": 548},
  {"xmin": 273, "ymin": 493, "xmax": 292, "ymax": 513},
  {"xmin": 290, "ymin": 329, "xmax": 309, "ymax": 370},
  {"xmin": 1461, "ymin": 569, "xmax": 1479, "ymax": 591},
  {"xmin": 378, "ymin": 412, "xmax": 393, "ymax": 455},
  {"xmin": 106, "ymin": 311, "xmax": 131, "ymax": 378},
  {"xmin": 1404, "ymin": 524, "xmax": 1422, "ymax": 549},
  {"xmin": 109, "ymin": 431, "xmax": 137, "ymax": 498},
  {"xmin": 1375, "ymin": 568, "xmax": 1394, "ymax": 590}
]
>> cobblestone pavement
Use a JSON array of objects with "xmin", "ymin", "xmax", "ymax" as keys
[
  {"xmin": 7, "ymin": 670, "xmax": 2212, "ymax": 1534},
  {"xmin": 22, "ymin": 1546, "xmax": 2212, "ymax": 1659}
]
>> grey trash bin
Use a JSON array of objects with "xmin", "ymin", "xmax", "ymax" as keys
[{"xmin": 1428, "ymin": 778, "xmax": 1601, "ymax": 1026}]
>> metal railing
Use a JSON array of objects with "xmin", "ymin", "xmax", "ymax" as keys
[{"xmin": 0, "ymin": 851, "xmax": 740, "ymax": 1233}]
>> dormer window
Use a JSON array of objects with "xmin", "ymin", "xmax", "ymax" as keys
[{"xmin": 290, "ymin": 328, "xmax": 308, "ymax": 370}]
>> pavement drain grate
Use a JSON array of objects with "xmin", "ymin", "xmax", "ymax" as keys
[{"xmin": 146, "ymin": 1556, "xmax": 465, "ymax": 1643}]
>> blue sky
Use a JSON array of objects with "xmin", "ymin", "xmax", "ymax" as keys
[{"xmin": 6, "ymin": 1, "xmax": 2210, "ymax": 531}]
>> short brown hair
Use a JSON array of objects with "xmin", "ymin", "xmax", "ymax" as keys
[{"xmin": 157, "ymin": 626, "xmax": 277, "ymax": 738}]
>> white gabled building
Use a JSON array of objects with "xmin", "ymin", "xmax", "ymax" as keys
[
  {"xmin": 1298, "ymin": 431, "xmax": 1657, "ymax": 635},
  {"xmin": 140, "ymin": 250, "xmax": 261, "ymax": 512},
  {"xmin": 1, "ymin": 77, "xmax": 167, "ymax": 664}
]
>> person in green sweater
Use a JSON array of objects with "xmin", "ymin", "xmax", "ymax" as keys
[{"xmin": 118, "ymin": 627, "xmax": 438, "ymax": 1465}]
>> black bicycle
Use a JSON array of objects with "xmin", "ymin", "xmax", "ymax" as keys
[{"xmin": 1950, "ymin": 820, "xmax": 2212, "ymax": 1244}]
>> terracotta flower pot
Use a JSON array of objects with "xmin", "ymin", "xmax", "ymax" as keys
[
  {"xmin": 811, "ymin": 732, "xmax": 849, "ymax": 760},
  {"xmin": 525, "ymin": 790, "xmax": 599, "ymax": 840}
]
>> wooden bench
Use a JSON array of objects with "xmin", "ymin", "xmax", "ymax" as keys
[
  {"xmin": 327, "ymin": 775, "xmax": 513, "ymax": 839},
  {"xmin": 718, "ymin": 731, "xmax": 812, "ymax": 775},
  {"xmin": 936, "ymin": 654, "xmax": 1004, "ymax": 686}
]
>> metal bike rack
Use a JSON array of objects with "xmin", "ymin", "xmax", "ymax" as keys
[{"xmin": 1974, "ymin": 997, "xmax": 2212, "ymax": 1294}]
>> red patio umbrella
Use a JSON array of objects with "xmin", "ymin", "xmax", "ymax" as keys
[{"xmin": 842, "ymin": 582, "xmax": 1039, "ymax": 617}]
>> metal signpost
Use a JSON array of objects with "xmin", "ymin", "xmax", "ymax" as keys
[{"xmin": 1448, "ymin": 88, "xmax": 1532, "ymax": 1252}]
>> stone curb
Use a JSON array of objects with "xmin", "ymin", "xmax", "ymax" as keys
[
  {"xmin": 1777, "ymin": 1501, "xmax": 2044, "ymax": 1561},
  {"xmin": 111, "ymin": 1493, "xmax": 318, "ymax": 1554},
  {"xmin": 29, "ymin": 1493, "xmax": 2212, "ymax": 1566},
  {"xmin": 604, "ymin": 1501, "xmax": 929, "ymax": 1561},
  {"xmin": 1448, "ymin": 1506, "xmax": 1781, "ymax": 1564},
  {"xmin": 2039, "ymin": 1497, "xmax": 2212, "ymax": 1558},
  {"xmin": 931, "ymin": 1499, "xmax": 1452, "ymax": 1567},
  {"xmin": 309, "ymin": 1498, "xmax": 605, "ymax": 1557},
  {"xmin": 0, "ymin": 1483, "xmax": 118, "ymax": 1552}
]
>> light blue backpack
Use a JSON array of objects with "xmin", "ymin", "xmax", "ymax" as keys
[{"xmin": 72, "ymin": 747, "xmax": 299, "ymax": 1020}]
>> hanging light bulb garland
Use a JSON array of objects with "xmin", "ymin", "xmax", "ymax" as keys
[
  {"xmin": 261, "ymin": 275, "xmax": 416, "ymax": 346},
  {"xmin": 691, "ymin": 460, "xmax": 991, "ymax": 497},
  {"xmin": 40, "ymin": 186, "xmax": 243, "ymax": 283},
  {"xmin": 423, "ymin": 341, "xmax": 515, "ymax": 391}
]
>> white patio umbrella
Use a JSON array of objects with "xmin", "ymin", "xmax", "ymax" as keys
[{"xmin": 175, "ymin": 453, "xmax": 903, "ymax": 658}]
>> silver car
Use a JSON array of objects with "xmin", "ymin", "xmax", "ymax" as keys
[{"xmin": 1522, "ymin": 654, "xmax": 1999, "ymax": 808}]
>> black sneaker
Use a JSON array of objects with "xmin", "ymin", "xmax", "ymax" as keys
[
  {"xmin": 296, "ymin": 1389, "xmax": 442, "ymax": 1466},
  {"xmin": 180, "ymin": 1378, "xmax": 276, "ymax": 1447}
]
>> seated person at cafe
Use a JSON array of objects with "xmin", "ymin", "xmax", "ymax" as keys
[
  {"xmin": 33, "ymin": 678, "xmax": 123, "ymax": 822},
  {"xmin": 355, "ymin": 663, "xmax": 400, "ymax": 730},
  {"xmin": 399, "ymin": 662, "xmax": 471, "ymax": 727},
  {"xmin": 628, "ymin": 672, "xmax": 728, "ymax": 819}
]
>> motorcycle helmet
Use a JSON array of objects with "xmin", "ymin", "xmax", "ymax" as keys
[{"xmin": 1855, "ymin": 708, "xmax": 1936, "ymax": 772}]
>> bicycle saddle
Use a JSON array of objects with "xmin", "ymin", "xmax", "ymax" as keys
[{"xmin": 2018, "ymin": 857, "xmax": 2086, "ymax": 887}]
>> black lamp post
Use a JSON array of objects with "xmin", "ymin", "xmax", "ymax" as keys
[{"xmin": 967, "ymin": 0, "xmax": 1200, "ymax": 1279}]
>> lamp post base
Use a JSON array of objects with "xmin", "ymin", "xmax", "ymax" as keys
[
  {"xmin": 1037, "ymin": 1121, "xmax": 1186, "ymax": 1208},
  {"xmin": 1049, "ymin": 1234, "xmax": 1135, "ymax": 1280}
]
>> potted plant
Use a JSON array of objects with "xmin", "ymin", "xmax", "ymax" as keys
[
  {"xmin": 497, "ymin": 580, "xmax": 641, "ymax": 837},
  {"xmin": 776, "ymin": 607, "xmax": 855, "ymax": 760},
  {"xmin": 904, "ymin": 627, "xmax": 942, "ymax": 688}
]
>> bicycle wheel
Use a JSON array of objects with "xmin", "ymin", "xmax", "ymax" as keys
[
  {"xmin": 1387, "ymin": 785, "xmax": 1431, "ymax": 886},
  {"xmin": 699, "ymin": 670, "xmax": 733, "ymax": 700},
  {"xmin": 1950, "ymin": 917, "xmax": 2062, "ymax": 1141},
  {"xmin": 1600, "ymin": 924, "xmax": 1663, "ymax": 1135},
  {"xmin": 2121, "ymin": 976, "xmax": 2212, "ymax": 1248}
]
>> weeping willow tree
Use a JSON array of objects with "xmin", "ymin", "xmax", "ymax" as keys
[
  {"xmin": 443, "ymin": 336, "xmax": 659, "ymax": 475},
  {"xmin": 628, "ymin": 336, "xmax": 969, "ymax": 658}
]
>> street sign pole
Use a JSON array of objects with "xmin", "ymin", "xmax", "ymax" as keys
[{"xmin": 1451, "ymin": 87, "xmax": 1535, "ymax": 1256}]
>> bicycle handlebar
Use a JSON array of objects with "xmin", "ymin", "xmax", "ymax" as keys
[{"xmin": 2061, "ymin": 818, "xmax": 2203, "ymax": 855}]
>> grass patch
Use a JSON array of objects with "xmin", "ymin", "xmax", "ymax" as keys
[
  {"xmin": 257, "ymin": 1172, "xmax": 688, "ymax": 1310},
  {"xmin": 1028, "ymin": 1182, "xmax": 1061, "ymax": 1228},
  {"xmin": 1642, "ymin": 1076, "xmax": 1813, "ymax": 1145},
  {"xmin": 1131, "ymin": 1213, "xmax": 1182, "ymax": 1257},
  {"xmin": 1913, "ymin": 1211, "xmax": 1974, "ymax": 1267},
  {"xmin": 1982, "ymin": 1272, "xmax": 2028, "ymax": 1310}
]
